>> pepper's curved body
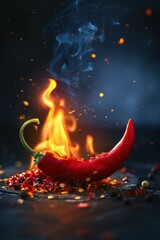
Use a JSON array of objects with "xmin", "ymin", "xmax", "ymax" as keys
[{"xmin": 20, "ymin": 118, "xmax": 135, "ymax": 183}]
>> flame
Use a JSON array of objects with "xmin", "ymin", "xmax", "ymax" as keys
[
  {"xmin": 86, "ymin": 135, "xmax": 95, "ymax": 155},
  {"xmin": 30, "ymin": 79, "xmax": 94, "ymax": 168}
]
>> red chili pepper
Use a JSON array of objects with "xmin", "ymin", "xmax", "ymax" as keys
[{"xmin": 19, "ymin": 118, "xmax": 135, "ymax": 183}]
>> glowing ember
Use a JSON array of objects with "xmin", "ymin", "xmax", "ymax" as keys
[
  {"xmin": 117, "ymin": 37, "xmax": 125, "ymax": 45},
  {"xmin": 91, "ymin": 53, "xmax": 96, "ymax": 58},
  {"xmin": 22, "ymin": 100, "xmax": 29, "ymax": 106},
  {"xmin": 145, "ymin": 8, "xmax": 152, "ymax": 16},
  {"xmin": 99, "ymin": 92, "xmax": 104, "ymax": 97},
  {"xmin": 19, "ymin": 115, "xmax": 26, "ymax": 120}
]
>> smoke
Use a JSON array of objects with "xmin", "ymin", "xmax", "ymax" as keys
[{"xmin": 43, "ymin": 0, "xmax": 106, "ymax": 97}]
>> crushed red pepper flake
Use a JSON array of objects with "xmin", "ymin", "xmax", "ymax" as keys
[
  {"xmin": 87, "ymin": 192, "xmax": 96, "ymax": 200},
  {"xmin": 76, "ymin": 202, "xmax": 90, "ymax": 208},
  {"xmin": 120, "ymin": 167, "xmax": 135, "ymax": 174},
  {"xmin": 135, "ymin": 187, "xmax": 144, "ymax": 196},
  {"xmin": 49, "ymin": 204, "xmax": 56, "ymax": 208},
  {"xmin": 151, "ymin": 164, "xmax": 160, "ymax": 173},
  {"xmin": 6, "ymin": 167, "xmax": 126, "ymax": 197},
  {"xmin": 5, "ymin": 167, "xmax": 145, "ymax": 203},
  {"xmin": 109, "ymin": 179, "xmax": 121, "ymax": 185}
]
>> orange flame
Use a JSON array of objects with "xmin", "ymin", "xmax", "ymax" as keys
[
  {"xmin": 30, "ymin": 79, "xmax": 95, "ymax": 168},
  {"xmin": 86, "ymin": 135, "xmax": 95, "ymax": 155}
]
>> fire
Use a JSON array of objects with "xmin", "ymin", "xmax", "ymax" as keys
[
  {"xmin": 30, "ymin": 79, "xmax": 95, "ymax": 168},
  {"xmin": 86, "ymin": 135, "xmax": 95, "ymax": 155}
]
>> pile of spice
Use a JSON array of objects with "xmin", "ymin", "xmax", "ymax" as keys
[
  {"xmin": 6, "ymin": 167, "xmax": 123, "ymax": 196},
  {"xmin": 3, "ymin": 165, "xmax": 158, "ymax": 203}
]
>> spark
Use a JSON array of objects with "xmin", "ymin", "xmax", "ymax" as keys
[
  {"xmin": 118, "ymin": 38, "xmax": 125, "ymax": 45},
  {"xmin": 145, "ymin": 8, "xmax": 152, "ymax": 16},
  {"xmin": 68, "ymin": 110, "xmax": 75, "ymax": 114},
  {"xmin": 99, "ymin": 92, "xmax": 104, "ymax": 97},
  {"xmin": 22, "ymin": 100, "xmax": 29, "ymax": 106},
  {"xmin": 91, "ymin": 53, "xmax": 96, "ymax": 58},
  {"xmin": 19, "ymin": 115, "xmax": 26, "ymax": 120}
]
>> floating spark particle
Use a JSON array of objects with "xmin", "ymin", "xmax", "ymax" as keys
[
  {"xmin": 145, "ymin": 8, "xmax": 152, "ymax": 16},
  {"xmin": 22, "ymin": 101, "xmax": 29, "ymax": 106},
  {"xmin": 68, "ymin": 110, "xmax": 75, "ymax": 114},
  {"xmin": 118, "ymin": 38, "xmax": 125, "ymax": 45},
  {"xmin": 91, "ymin": 53, "xmax": 96, "ymax": 59},
  {"xmin": 99, "ymin": 92, "xmax": 104, "ymax": 97},
  {"xmin": 19, "ymin": 115, "xmax": 26, "ymax": 120}
]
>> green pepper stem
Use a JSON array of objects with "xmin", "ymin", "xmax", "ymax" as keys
[{"xmin": 19, "ymin": 118, "xmax": 40, "ymax": 158}]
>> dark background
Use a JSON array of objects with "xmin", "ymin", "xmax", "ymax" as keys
[
  {"xmin": 1, "ymin": 0, "xmax": 160, "ymax": 167},
  {"xmin": 1, "ymin": 2, "xmax": 160, "ymax": 240}
]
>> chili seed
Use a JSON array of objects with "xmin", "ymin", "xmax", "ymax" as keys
[
  {"xmin": 99, "ymin": 194, "xmax": 105, "ymax": 199},
  {"xmin": 59, "ymin": 183, "xmax": 65, "ymax": 188},
  {"xmin": 141, "ymin": 180, "xmax": 150, "ymax": 189},
  {"xmin": 48, "ymin": 195, "xmax": 54, "ymax": 200},
  {"xmin": 0, "ymin": 170, "xmax": 5, "ymax": 175},
  {"xmin": 85, "ymin": 178, "xmax": 91, "ymax": 182},
  {"xmin": 17, "ymin": 199, "xmax": 24, "ymax": 204},
  {"xmin": 61, "ymin": 191, "xmax": 68, "ymax": 194},
  {"xmin": 78, "ymin": 187, "xmax": 84, "ymax": 193},
  {"xmin": 74, "ymin": 196, "xmax": 81, "ymax": 200}
]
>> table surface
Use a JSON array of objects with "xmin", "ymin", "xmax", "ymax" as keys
[
  {"xmin": 1, "ymin": 128, "xmax": 160, "ymax": 240},
  {"xmin": 1, "ymin": 161, "xmax": 160, "ymax": 240}
]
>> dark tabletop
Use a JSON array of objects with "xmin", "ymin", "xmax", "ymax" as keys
[{"xmin": 1, "ymin": 128, "xmax": 160, "ymax": 240}]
